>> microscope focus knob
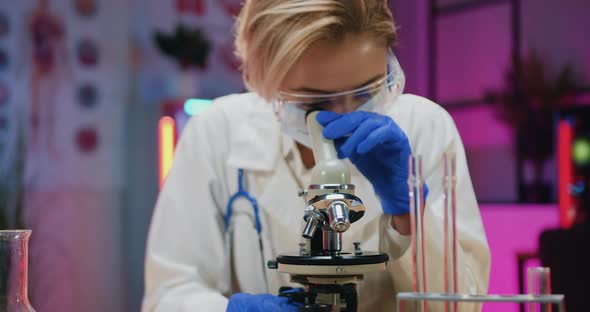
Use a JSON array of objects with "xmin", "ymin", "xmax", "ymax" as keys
[{"xmin": 267, "ymin": 260, "xmax": 278, "ymax": 270}]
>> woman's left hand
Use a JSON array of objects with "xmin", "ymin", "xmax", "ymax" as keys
[{"xmin": 317, "ymin": 111, "xmax": 423, "ymax": 216}]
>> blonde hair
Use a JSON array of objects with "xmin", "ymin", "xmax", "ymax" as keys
[{"xmin": 235, "ymin": 0, "xmax": 397, "ymax": 100}]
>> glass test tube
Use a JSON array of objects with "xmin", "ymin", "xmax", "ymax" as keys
[
  {"xmin": 443, "ymin": 153, "xmax": 459, "ymax": 312},
  {"xmin": 528, "ymin": 267, "xmax": 552, "ymax": 312},
  {"xmin": 408, "ymin": 155, "xmax": 428, "ymax": 312}
]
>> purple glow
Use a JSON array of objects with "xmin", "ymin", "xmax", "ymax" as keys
[
  {"xmin": 450, "ymin": 108, "xmax": 518, "ymax": 202},
  {"xmin": 480, "ymin": 204, "xmax": 559, "ymax": 312},
  {"xmin": 435, "ymin": 4, "xmax": 512, "ymax": 103},
  {"xmin": 450, "ymin": 107, "xmax": 513, "ymax": 149}
]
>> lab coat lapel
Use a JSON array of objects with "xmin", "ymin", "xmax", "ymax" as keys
[
  {"xmin": 224, "ymin": 99, "xmax": 302, "ymax": 293},
  {"xmin": 254, "ymin": 137, "xmax": 307, "ymax": 293},
  {"xmin": 226, "ymin": 97, "xmax": 280, "ymax": 172},
  {"xmin": 225, "ymin": 157, "xmax": 303, "ymax": 295},
  {"xmin": 229, "ymin": 201, "xmax": 267, "ymax": 294},
  {"xmin": 224, "ymin": 97, "xmax": 302, "ymax": 232}
]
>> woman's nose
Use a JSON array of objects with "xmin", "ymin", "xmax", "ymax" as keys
[{"xmin": 326, "ymin": 97, "xmax": 359, "ymax": 113}]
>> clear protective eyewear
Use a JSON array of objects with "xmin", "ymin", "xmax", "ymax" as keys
[{"xmin": 273, "ymin": 52, "xmax": 405, "ymax": 118}]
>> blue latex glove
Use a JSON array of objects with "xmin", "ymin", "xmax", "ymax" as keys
[
  {"xmin": 226, "ymin": 293, "xmax": 300, "ymax": 312},
  {"xmin": 317, "ymin": 111, "xmax": 427, "ymax": 215}
]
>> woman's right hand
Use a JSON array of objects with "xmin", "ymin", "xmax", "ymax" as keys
[{"xmin": 226, "ymin": 293, "xmax": 300, "ymax": 312}]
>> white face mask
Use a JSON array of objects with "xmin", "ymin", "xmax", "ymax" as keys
[{"xmin": 275, "ymin": 54, "xmax": 406, "ymax": 148}]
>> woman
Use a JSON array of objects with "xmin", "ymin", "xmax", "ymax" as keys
[{"xmin": 142, "ymin": 0, "xmax": 491, "ymax": 311}]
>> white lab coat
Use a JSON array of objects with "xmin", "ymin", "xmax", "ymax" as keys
[{"xmin": 141, "ymin": 92, "xmax": 491, "ymax": 312}]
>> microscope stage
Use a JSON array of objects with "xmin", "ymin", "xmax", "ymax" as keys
[{"xmin": 276, "ymin": 252, "xmax": 389, "ymax": 276}]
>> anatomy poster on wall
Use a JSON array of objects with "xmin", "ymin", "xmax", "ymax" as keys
[
  {"xmin": 0, "ymin": 0, "xmax": 126, "ymax": 191},
  {"xmin": 134, "ymin": 0, "xmax": 245, "ymax": 102},
  {"xmin": 0, "ymin": 0, "xmax": 129, "ymax": 311}
]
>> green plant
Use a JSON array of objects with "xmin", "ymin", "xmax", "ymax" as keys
[
  {"xmin": 153, "ymin": 24, "xmax": 212, "ymax": 70},
  {"xmin": 487, "ymin": 50, "xmax": 578, "ymax": 200}
]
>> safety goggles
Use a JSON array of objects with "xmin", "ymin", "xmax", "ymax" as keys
[{"xmin": 273, "ymin": 53, "xmax": 405, "ymax": 117}]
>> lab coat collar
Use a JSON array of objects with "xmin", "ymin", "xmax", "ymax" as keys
[{"xmin": 226, "ymin": 95, "xmax": 294, "ymax": 172}]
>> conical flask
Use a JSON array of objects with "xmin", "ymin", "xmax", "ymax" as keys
[{"xmin": 0, "ymin": 230, "xmax": 35, "ymax": 312}]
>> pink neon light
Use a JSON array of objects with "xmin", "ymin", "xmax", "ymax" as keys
[{"xmin": 158, "ymin": 117, "xmax": 177, "ymax": 189}]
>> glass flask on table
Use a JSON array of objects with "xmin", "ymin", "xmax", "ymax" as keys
[{"xmin": 0, "ymin": 230, "xmax": 36, "ymax": 311}]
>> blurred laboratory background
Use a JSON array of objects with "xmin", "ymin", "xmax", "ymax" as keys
[{"xmin": 0, "ymin": 0, "xmax": 588, "ymax": 311}]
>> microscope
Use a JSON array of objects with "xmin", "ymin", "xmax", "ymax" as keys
[{"xmin": 267, "ymin": 111, "xmax": 390, "ymax": 311}]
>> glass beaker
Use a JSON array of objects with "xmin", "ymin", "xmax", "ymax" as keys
[
  {"xmin": 0, "ymin": 230, "xmax": 36, "ymax": 311},
  {"xmin": 527, "ymin": 267, "xmax": 552, "ymax": 312}
]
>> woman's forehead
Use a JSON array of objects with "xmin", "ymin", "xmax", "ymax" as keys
[{"xmin": 282, "ymin": 33, "xmax": 388, "ymax": 94}]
